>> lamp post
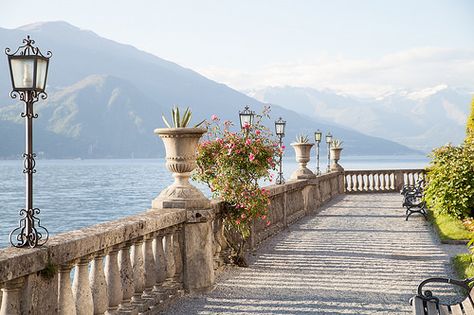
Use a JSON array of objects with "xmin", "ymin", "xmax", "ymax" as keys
[
  {"xmin": 6, "ymin": 35, "xmax": 51, "ymax": 248},
  {"xmin": 325, "ymin": 132, "xmax": 333, "ymax": 173},
  {"xmin": 274, "ymin": 117, "xmax": 286, "ymax": 185},
  {"xmin": 314, "ymin": 130, "xmax": 322, "ymax": 175},
  {"xmin": 239, "ymin": 105, "xmax": 255, "ymax": 131}
]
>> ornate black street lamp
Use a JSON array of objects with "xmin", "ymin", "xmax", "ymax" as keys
[
  {"xmin": 274, "ymin": 117, "xmax": 286, "ymax": 185},
  {"xmin": 6, "ymin": 36, "xmax": 51, "ymax": 248},
  {"xmin": 239, "ymin": 105, "xmax": 255, "ymax": 130},
  {"xmin": 314, "ymin": 130, "xmax": 322, "ymax": 175},
  {"xmin": 325, "ymin": 132, "xmax": 333, "ymax": 173}
]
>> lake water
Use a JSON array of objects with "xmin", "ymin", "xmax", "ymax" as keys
[{"xmin": 0, "ymin": 155, "xmax": 429, "ymax": 248}]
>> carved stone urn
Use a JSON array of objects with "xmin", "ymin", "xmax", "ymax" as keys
[
  {"xmin": 290, "ymin": 143, "xmax": 316, "ymax": 179},
  {"xmin": 330, "ymin": 147, "xmax": 344, "ymax": 171},
  {"xmin": 152, "ymin": 127, "xmax": 210, "ymax": 210}
]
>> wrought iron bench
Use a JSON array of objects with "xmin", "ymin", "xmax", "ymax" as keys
[
  {"xmin": 411, "ymin": 277, "xmax": 474, "ymax": 314},
  {"xmin": 401, "ymin": 179, "xmax": 427, "ymax": 220}
]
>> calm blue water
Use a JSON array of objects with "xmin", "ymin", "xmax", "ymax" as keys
[{"xmin": 0, "ymin": 155, "xmax": 428, "ymax": 248}]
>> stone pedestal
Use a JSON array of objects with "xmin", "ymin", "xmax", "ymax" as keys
[{"xmin": 183, "ymin": 209, "xmax": 215, "ymax": 293}]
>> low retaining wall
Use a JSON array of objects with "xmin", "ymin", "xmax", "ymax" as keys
[{"xmin": 0, "ymin": 171, "xmax": 344, "ymax": 314}]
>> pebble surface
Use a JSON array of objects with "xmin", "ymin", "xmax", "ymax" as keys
[{"xmin": 162, "ymin": 193, "xmax": 468, "ymax": 315}]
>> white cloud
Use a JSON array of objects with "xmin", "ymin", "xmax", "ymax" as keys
[{"xmin": 197, "ymin": 47, "xmax": 474, "ymax": 97}]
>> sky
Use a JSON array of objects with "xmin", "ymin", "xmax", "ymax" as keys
[{"xmin": 1, "ymin": 0, "xmax": 473, "ymax": 96}]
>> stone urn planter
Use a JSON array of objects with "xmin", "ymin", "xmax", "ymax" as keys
[
  {"xmin": 330, "ymin": 147, "xmax": 344, "ymax": 171},
  {"xmin": 152, "ymin": 127, "xmax": 210, "ymax": 210},
  {"xmin": 290, "ymin": 143, "xmax": 316, "ymax": 179}
]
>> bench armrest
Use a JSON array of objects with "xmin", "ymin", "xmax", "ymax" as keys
[{"xmin": 416, "ymin": 277, "xmax": 474, "ymax": 301}]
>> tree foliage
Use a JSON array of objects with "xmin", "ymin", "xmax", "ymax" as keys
[{"xmin": 466, "ymin": 97, "xmax": 474, "ymax": 145}]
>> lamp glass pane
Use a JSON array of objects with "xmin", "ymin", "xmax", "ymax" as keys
[
  {"xmin": 326, "ymin": 134, "xmax": 333, "ymax": 143},
  {"xmin": 275, "ymin": 123, "xmax": 284, "ymax": 135},
  {"xmin": 315, "ymin": 131, "xmax": 322, "ymax": 142},
  {"xmin": 10, "ymin": 58, "xmax": 35, "ymax": 89},
  {"xmin": 35, "ymin": 59, "xmax": 48, "ymax": 90},
  {"xmin": 240, "ymin": 114, "xmax": 251, "ymax": 129}
]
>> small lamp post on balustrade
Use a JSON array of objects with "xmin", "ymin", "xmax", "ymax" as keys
[
  {"xmin": 274, "ymin": 117, "xmax": 286, "ymax": 185},
  {"xmin": 239, "ymin": 105, "xmax": 255, "ymax": 131},
  {"xmin": 6, "ymin": 35, "xmax": 51, "ymax": 248},
  {"xmin": 325, "ymin": 132, "xmax": 333, "ymax": 173},
  {"xmin": 314, "ymin": 130, "xmax": 322, "ymax": 175}
]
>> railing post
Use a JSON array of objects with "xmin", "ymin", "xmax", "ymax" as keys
[
  {"xmin": 142, "ymin": 234, "xmax": 158, "ymax": 300},
  {"xmin": 90, "ymin": 251, "xmax": 108, "ymax": 315},
  {"xmin": 58, "ymin": 264, "xmax": 76, "ymax": 315},
  {"xmin": 72, "ymin": 257, "xmax": 94, "ymax": 315},
  {"xmin": 0, "ymin": 277, "xmax": 24, "ymax": 315},
  {"xmin": 118, "ymin": 241, "xmax": 135, "ymax": 312},
  {"xmin": 131, "ymin": 237, "xmax": 146, "ymax": 310},
  {"xmin": 105, "ymin": 246, "xmax": 123, "ymax": 312}
]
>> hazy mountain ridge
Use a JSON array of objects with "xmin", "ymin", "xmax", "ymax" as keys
[
  {"xmin": 0, "ymin": 21, "xmax": 419, "ymax": 158},
  {"xmin": 247, "ymin": 85, "xmax": 472, "ymax": 152}
]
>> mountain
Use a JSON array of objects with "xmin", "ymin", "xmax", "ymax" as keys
[
  {"xmin": 247, "ymin": 85, "xmax": 472, "ymax": 152},
  {"xmin": 0, "ymin": 21, "xmax": 418, "ymax": 158}
]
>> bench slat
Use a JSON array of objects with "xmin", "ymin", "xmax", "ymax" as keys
[
  {"xmin": 450, "ymin": 303, "xmax": 463, "ymax": 315},
  {"xmin": 439, "ymin": 305, "xmax": 450, "ymax": 315},
  {"xmin": 426, "ymin": 301, "xmax": 437, "ymax": 314},
  {"xmin": 412, "ymin": 296, "xmax": 426, "ymax": 315},
  {"xmin": 462, "ymin": 297, "xmax": 474, "ymax": 314}
]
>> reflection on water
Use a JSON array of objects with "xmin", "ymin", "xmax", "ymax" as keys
[{"xmin": 0, "ymin": 155, "xmax": 428, "ymax": 248}]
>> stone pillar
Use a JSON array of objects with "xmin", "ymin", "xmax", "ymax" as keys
[
  {"xmin": 90, "ymin": 252, "xmax": 108, "ymax": 315},
  {"xmin": 58, "ymin": 264, "xmax": 76, "ymax": 315},
  {"xmin": 182, "ymin": 209, "xmax": 215, "ymax": 293},
  {"xmin": 131, "ymin": 237, "xmax": 145, "ymax": 308},
  {"xmin": 173, "ymin": 228, "xmax": 184, "ymax": 282},
  {"xmin": 142, "ymin": 234, "xmax": 157, "ymax": 299},
  {"xmin": 105, "ymin": 246, "xmax": 123, "ymax": 313},
  {"xmin": 118, "ymin": 241, "xmax": 135, "ymax": 311},
  {"xmin": 153, "ymin": 234, "xmax": 167, "ymax": 286},
  {"xmin": 72, "ymin": 257, "xmax": 94, "ymax": 315},
  {"xmin": 0, "ymin": 277, "xmax": 24, "ymax": 315}
]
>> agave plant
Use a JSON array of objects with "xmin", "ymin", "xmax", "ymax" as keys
[
  {"xmin": 295, "ymin": 134, "xmax": 309, "ymax": 144},
  {"xmin": 162, "ymin": 106, "xmax": 205, "ymax": 128},
  {"xmin": 331, "ymin": 139, "xmax": 343, "ymax": 148}
]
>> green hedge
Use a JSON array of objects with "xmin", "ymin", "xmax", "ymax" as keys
[{"xmin": 424, "ymin": 144, "xmax": 474, "ymax": 219}]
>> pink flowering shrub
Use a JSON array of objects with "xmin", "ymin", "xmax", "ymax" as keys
[{"xmin": 193, "ymin": 107, "xmax": 279, "ymax": 241}]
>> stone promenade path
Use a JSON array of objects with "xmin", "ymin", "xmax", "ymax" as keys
[{"xmin": 163, "ymin": 193, "xmax": 467, "ymax": 315}]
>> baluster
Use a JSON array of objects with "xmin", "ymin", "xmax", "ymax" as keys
[
  {"xmin": 380, "ymin": 173, "xmax": 385, "ymax": 191},
  {"xmin": 173, "ymin": 227, "xmax": 183, "ymax": 284},
  {"xmin": 0, "ymin": 277, "xmax": 24, "ymax": 315},
  {"xmin": 374, "ymin": 174, "xmax": 379, "ymax": 191},
  {"xmin": 368, "ymin": 174, "xmax": 373, "ymax": 191},
  {"xmin": 90, "ymin": 251, "xmax": 108, "ymax": 315},
  {"xmin": 131, "ymin": 237, "xmax": 146, "ymax": 310},
  {"xmin": 142, "ymin": 234, "xmax": 157, "ymax": 300},
  {"xmin": 72, "ymin": 257, "xmax": 93, "ymax": 315},
  {"xmin": 385, "ymin": 173, "xmax": 390, "ymax": 190},
  {"xmin": 358, "ymin": 174, "xmax": 363, "ymax": 192},
  {"xmin": 119, "ymin": 241, "xmax": 135, "ymax": 312},
  {"xmin": 105, "ymin": 246, "xmax": 123, "ymax": 312},
  {"xmin": 363, "ymin": 174, "xmax": 368, "ymax": 191},
  {"xmin": 164, "ymin": 231, "xmax": 176, "ymax": 283},
  {"xmin": 390, "ymin": 173, "xmax": 395, "ymax": 190},
  {"xmin": 58, "ymin": 263, "xmax": 76, "ymax": 315},
  {"xmin": 154, "ymin": 233, "xmax": 167, "ymax": 288},
  {"xmin": 351, "ymin": 174, "xmax": 357, "ymax": 191},
  {"xmin": 344, "ymin": 175, "xmax": 350, "ymax": 192}
]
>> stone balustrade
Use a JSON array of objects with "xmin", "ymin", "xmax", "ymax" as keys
[
  {"xmin": 0, "ymin": 171, "xmax": 345, "ymax": 314},
  {"xmin": 343, "ymin": 169, "xmax": 425, "ymax": 193}
]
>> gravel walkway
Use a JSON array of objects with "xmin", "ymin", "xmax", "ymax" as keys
[{"xmin": 162, "ymin": 193, "xmax": 468, "ymax": 315}]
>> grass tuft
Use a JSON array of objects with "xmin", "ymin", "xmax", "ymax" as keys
[
  {"xmin": 428, "ymin": 209, "xmax": 473, "ymax": 241},
  {"xmin": 453, "ymin": 253, "xmax": 474, "ymax": 279}
]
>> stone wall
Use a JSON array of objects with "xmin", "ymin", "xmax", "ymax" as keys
[{"xmin": 0, "ymin": 171, "xmax": 344, "ymax": 314}]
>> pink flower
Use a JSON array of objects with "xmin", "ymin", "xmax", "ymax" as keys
[
  {"xmin": 261, "ymin": 215, "xmax": 267, "ymax": 220},
  {"xmin": 245, "ymin": 139, "xmax": 252, "ymax": 145},
  {"xmin": 255, "ymin": 130, "xmax": 261, "ymax": 135},
  {"xmin": 266, "ymin": 221, "xmax": 271, "ymax": 226},
  {"xmin": 249, "ymin": 153, "xmax": 255, "ymax": 162},
  {"xmin": 211, "ymin": 114, "xmax": 219, "ymax": 121},
  {"xmin": 243, "ymin": 122, "xmax": 250, "ymax": 129},
  {"xmin": 281, "ymin": 145, "xmax": 286, "ymax": 149},
  {"xmin": 235, "ymin": 219, "xmax": 241, "ymax": 225}
]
